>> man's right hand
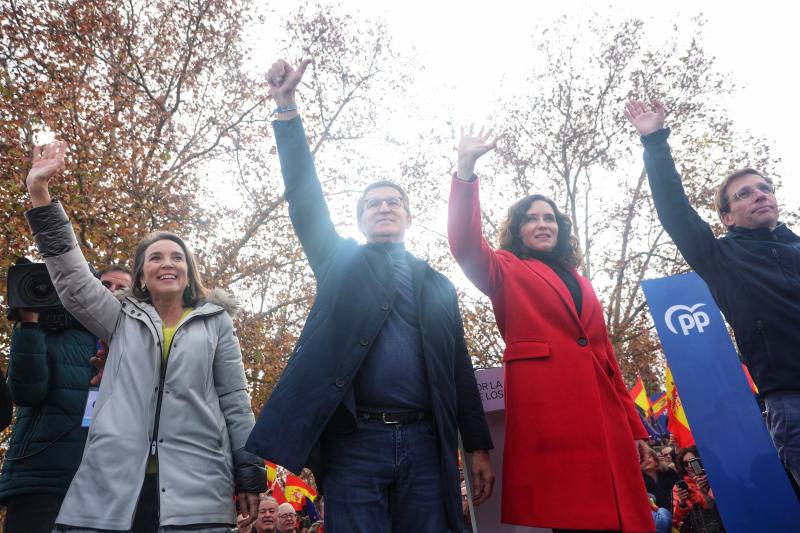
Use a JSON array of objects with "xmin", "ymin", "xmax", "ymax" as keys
[
  {"xmin": 18, "ymin": 310, "xmax": 39, "ymax": 323},
  {"xmin": 624, "ymin": 99, "xmax": 666, "ymax": 137},
  {"xmin": 26, "ymin": 141, "xmax": 68, "ymax": 208},
  {"xmin": 266, "ymin": 58, "xmax": 312, "ymax": 108}
]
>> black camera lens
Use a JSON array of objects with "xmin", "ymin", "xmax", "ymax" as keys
[{"xmin": 24, "ymin": 273, "xmax": 57, "ymax": 304}]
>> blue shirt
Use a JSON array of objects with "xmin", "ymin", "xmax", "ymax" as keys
[{"xmin": 354, "ymin": 243, "xmax": 430, "ymax": 411}]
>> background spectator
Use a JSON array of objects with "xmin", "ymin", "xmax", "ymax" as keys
[
  {"xmin": 672, "ymin": 446, "xmax": 725, "ymax": 533},
  {"xmin": 0, "ymin": 261, "xmax": 131, "ymax": 533}
]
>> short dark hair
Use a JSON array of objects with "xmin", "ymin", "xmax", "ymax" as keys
[
  {"xmin": 498, "ymin": 194, "xmax": 582, "ymax": 268},
  {"xmin": 131, "ymin": 231, "xmax": 207, "ymax": 307},
  {"xmin": 97, "ymin": 264, "xmax": 131, "ymax": 278},
  {"xmin": 356, "ymin": 181, "xmax": 411, "ymax": 220},
  {"xmin": 715, "ymin": 168, "xmax": 772, "ymax": 221}
]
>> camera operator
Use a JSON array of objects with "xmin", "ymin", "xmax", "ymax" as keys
[{"xmin": 0, "ymin": 262, "xmax": 131, "ymax": 533}]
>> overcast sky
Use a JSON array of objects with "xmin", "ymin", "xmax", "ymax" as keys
[{"xmin": 261, "ymin": 0, "xmax": 798, "ymax": 210}]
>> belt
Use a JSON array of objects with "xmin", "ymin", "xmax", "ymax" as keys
[{"xmin": 357, "ymin": 410, "xmax": 430, "ymax": 424}]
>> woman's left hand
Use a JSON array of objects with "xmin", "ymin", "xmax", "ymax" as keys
[
  {"xmin": 237, "ymin": 491, "xmax": 260, "ymax": 526},
  {"xmin": 695, "ymin": 473, "xmax": 710, "ymax": 493}
]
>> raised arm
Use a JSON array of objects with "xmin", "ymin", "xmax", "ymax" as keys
[
  {"xmin": 24, "ymin": 141, "xmax": 121, "ymax": 340},
  {"xmin": 448, "ymin": 126, "xmax": 504, "ymax": 296},
  {"xmin": 267, "ymin": 58, "xmax": 341, "ymax": 274},
  {"xmin": 624, "ymin": 100, "xmax": 719, "ymax": 275}
]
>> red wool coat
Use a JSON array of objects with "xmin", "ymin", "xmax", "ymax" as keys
[{"xmin": 448, "ymin": 177, "xmax": 654, "ymax": 532}]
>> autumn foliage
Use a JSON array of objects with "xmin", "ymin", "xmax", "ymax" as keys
[{"xmin": 0, "ymin": 3, "xmax": 783, "ymax": 466}]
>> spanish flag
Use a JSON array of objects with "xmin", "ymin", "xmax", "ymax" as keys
[
  {"xmin": 665, "ymin": 365, "xmax": 694, "ymax": 448},
  {"xmin": 651, "ymin": 392, "xmax": 668, "ymax": 418},
  {"xmin": 629, "ymin": 375, "xmax": 651, "ymax": 415},
  {"xmin": 284, "ymin": 473, "xmax": 317, "ymax": 510},
  {"xmin": 265, "ymin": 460, "xmax": 278, "ymax": 488}
]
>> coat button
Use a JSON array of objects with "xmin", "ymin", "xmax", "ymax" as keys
[
  {"xmin": 577, "ymin": 337, "xmax": 588, "ymax": 346},
  {"xmin": 381, "ymin": 301, "xmax": 390, "ymax": 311},
  {"xmin": 335, "ymin": 377, "xmax": 346, "ymax": 388},
  {"xmin": 359, "ymin": 337, "xmax": 369, "ymax": 346}
]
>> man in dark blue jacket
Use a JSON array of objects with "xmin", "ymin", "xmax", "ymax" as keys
[
  {"xmin": 245, "ymin": 59, "xmax": 494, "ymax": 533},
  {"xmin": 625, "ymin": 99, "xmax": 800, "ymax": 486}
]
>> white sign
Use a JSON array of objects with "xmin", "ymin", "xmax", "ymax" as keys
[
  {"xmin": 664, "ymin": 303, "xmax": 710, "ymax": 336},
  {"xmin": 475, "ymin": 367, "xmax": 505, "ymax": 413},
  {"xmin": 82, "ymin": 387, "xmax": 99, "ymax": 427}
]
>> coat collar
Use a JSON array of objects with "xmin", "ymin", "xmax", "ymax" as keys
[
  {"xmin": 518, "ymin": 258, "xmax": 586, "ymax": 329},
  {"xmin": 725, "ymin": 222, "xmax": 800, "ymax": 243}
]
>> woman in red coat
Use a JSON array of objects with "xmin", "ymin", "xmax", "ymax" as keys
[{"xmin": 447, "ymin": 126, "xmax": 654, "ymax": 533}]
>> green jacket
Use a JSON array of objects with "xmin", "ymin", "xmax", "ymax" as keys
[{"xmin": 0, "ymin": 323, "xmax": 95, "ymax": 501}]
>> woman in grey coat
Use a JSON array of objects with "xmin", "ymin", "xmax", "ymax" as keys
[{"xmin": 23, "ymin": 141, "xmax": 265, "ymax": 533}]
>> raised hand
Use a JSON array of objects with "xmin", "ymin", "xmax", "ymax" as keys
[
  {"xmin": 266, "ymin": 58, "xmax": 312, "ymax": 107},
  {"xmin": 26, "ymin": 141, "xmax": 67, "ymax": 207},
  {"xmin": 457, "ymin": 125, "xmax": 497, "ymax": 181},
  {"xmin": 624, "ymin": 99, "xmax": 666, "ymax": 137}
]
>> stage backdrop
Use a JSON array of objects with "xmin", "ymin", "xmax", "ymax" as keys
[{"xmin": 642, "ymin": 272, "xmax": 800, "ymax": 532}]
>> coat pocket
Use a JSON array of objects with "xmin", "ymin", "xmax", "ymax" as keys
[{"xmin": 503, "ymin": 340, "xmax": 550, "ymax": 362}]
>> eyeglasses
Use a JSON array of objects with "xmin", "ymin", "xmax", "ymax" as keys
[
  {"xmin": 364, "ymin": 196, "xmax": 404, "ymax": 211},
  {"xmin": 732, "ymin": 182, "xmax": 774, "ymax": 202},
  {"xmin": 278, "ymin": 512, "xmax": 296, "ymax": 519}
]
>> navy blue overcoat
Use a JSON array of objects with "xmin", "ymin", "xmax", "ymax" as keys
[{"xmin": 245, "ymin": 117, "xmax": 492, "ymax": 530}]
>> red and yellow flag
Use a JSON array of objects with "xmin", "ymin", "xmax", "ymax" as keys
[
  {"xmin": 629, "ymin": 375, "xmax": 651, "ymax": 415},
  {"xmin": 651, "ymin": 392, "xmax": 668, "ymax": 418},
  {"xmin": 284, "ymin": 473, "xmax": 317, "ymax": 510},
  {"xmin": 265, "ymin": 461, "xmax": 277, "ymax": 488},
  {"xmin": 742, "ymin": 363, "xmax": 759, "ymax": 394},
  {"xmin": 665, "ymin": 365, "xmax": 695, "ymax": 448}
]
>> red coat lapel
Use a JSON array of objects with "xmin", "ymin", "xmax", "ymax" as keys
[{"xmin": 518, "ymin": 258, "xmax": 584, "ymax": 330}]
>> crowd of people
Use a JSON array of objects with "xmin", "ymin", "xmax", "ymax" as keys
[
  {"xmin": 638, "ymin": 438, "xmax": 725, "ymax": 533},
  {"xmin": 0, "ymin": 56, "xmax": 795, "ymax": 533}
]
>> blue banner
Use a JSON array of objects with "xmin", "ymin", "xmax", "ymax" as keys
[{"xmin": 642, "ymin": 272, "xmax": 800, "ymax": 532}]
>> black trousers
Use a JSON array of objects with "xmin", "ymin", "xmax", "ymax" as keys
[{"xmin": 4, "ymin": 493, "xmax": 64, "ymax": 533}]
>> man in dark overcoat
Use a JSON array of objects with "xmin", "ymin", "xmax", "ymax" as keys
[{"xmin": 245, "ymin": 58, "xmax": 494, "ymax": 533}]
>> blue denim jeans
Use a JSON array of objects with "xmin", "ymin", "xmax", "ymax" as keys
[
  {"xmin": 764, "ymin": 391, "xmax": 800, "ymax": 487},
  {"xmin": 321, "ymin": 418, "xmax": 447, "ymax": 533}
]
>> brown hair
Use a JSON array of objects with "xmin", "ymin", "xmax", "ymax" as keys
[
  {"xmin": 714, "ymin": 168, "xmax": 772, "ymax": 222},
  {"xmin": 675, "ymin": 445, "xmax": 700, "ymax": 478},
  {"xmin": 498, "ymin": 194, "xmax": 582, "ymax": 268},
  {"xmin": 131, "ymin": 231, "xmax": 207, "ymax": 307},
  {"xmin": 97, "ymin": 264, "xmax": 132, "ymax": 277},
  {"xmin": 356, "ymin": 181, "xmax": 411, "ymax": 220}
]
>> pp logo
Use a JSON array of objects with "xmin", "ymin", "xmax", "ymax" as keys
[{"xmin": 664, "ymin": 303, "xmax": 710, "ymax": 336}]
